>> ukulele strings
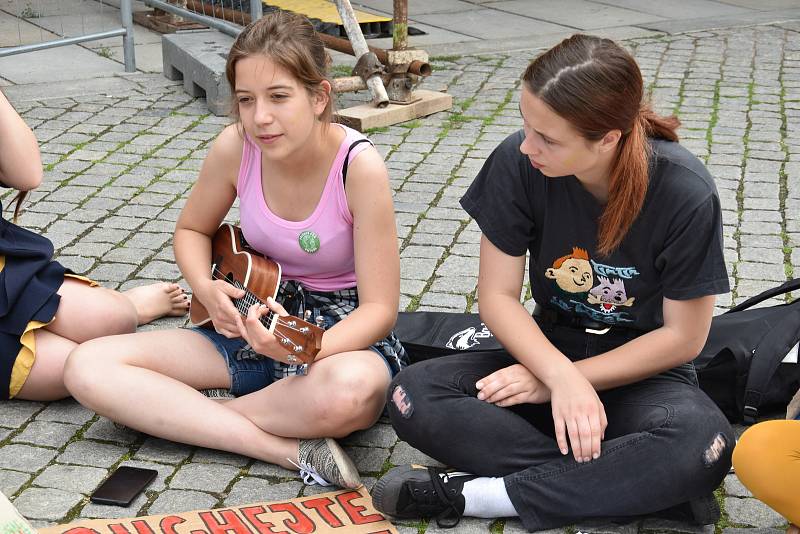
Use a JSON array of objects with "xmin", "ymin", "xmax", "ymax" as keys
[{"xmin": 211, "ymin": 267, "xmax": 312, "ymax": 340}]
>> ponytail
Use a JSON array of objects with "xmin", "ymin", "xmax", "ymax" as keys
[{"xmin": 597, "ymin": 105, "xmax": 680, "ymax": 256}]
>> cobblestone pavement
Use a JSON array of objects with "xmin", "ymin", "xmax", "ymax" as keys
[{"xmin": 1, "ymin": 20, "xmax": 799, "ymax": 532}]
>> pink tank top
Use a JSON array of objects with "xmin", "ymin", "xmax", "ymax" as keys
[{"xmin": 236, "ymin": 124, "xmax": 370, "ymax": 292}]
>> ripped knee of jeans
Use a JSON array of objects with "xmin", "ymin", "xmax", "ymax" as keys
[
  {"xmin": 702, "ymin": 432, "xmax": 729, "ymax": 467},
  {"xmin": 390, "ymin": 383, "xmax": 414, "ymax": 419}
]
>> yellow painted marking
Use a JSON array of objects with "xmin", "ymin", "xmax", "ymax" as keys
[{"xmin": 265, "ymin": 0, "xmax": 391, "ymax": 23}]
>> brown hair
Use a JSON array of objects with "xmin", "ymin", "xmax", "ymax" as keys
[
  {"xmin": 225, "ymin": 10, "xmax": 334, "ymax": 123},
  {"xmin": 523, "ymin": 34, "xmax": 680, "ymax": 256}
]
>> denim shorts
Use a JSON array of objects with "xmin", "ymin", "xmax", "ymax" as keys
[{"xmin": 189, "ymin": 281, "xmax": 408, "ymax": 397}]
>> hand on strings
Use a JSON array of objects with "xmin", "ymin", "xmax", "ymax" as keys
[
  {"xmin": 238, "ymin": 297, "xmax": 296, "ymax": 363},
  {"xmin": 476, "ymin": 364, "xmax": 551, "ymax": 406},
  {"xmin": 196, "ymin": 279, "xmax": 245, "ymax": 338},
  {"xmin": 548, "ymin": 367, "xmax": 607, "ymax": 463}
]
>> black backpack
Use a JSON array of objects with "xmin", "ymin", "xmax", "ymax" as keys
[
  {"xmin": 394, "ymin": 311, "xmax": 503, "ymax": 362},
  {"xmin": 693, "ymin": 278, "xmax": 800, "ymax": 424}
]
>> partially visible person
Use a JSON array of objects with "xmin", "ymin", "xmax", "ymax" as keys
[
  {"xmin": 0, "ymin": 89, "xmax": 188, "ymax": 402},
  {"xmin": 732, "ymin": 390, "xmax": 800, "ymax": 534},
  {"xmin": 63, "ymin": 11, "xmax": 406, "ymax": 489}
]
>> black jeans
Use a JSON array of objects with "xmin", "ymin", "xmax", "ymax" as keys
[{"xmin": 387, "ymin": 324, "xmax": 734, "ymax": 530}]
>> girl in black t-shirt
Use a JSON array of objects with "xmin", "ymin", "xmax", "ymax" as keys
[
  {"xmin": 373, "ymin": 34, "xmax": 733, "ymax": 530},
  {"xmin": 0, "ymin": 90, "xmax": 189, "ymax": 402}
]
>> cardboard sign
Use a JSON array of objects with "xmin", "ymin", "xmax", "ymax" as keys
[
  {"xmin": 39, "ymin": 487, "xmax": 398, "ymax": 534},
  {"xmin": 0, "ymin": 492, "xmax": 36, "ymax": 534}
]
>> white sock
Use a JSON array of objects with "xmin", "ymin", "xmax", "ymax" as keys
[{"xmin": 461, "ymin": 477, "xmax": 519, "ymax": 518}]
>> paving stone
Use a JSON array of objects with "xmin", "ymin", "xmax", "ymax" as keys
[
  {"xmin": 147, "ymin": 489, "xmax": 218, "ymax": 514},
  {"xmin": 12, "ymin": 421, "xmax": 80, "ymax": 448},
  {"xmin": 0, "ymin": 401, "xmax": 44, "ymax": 428},
  {"xmin": 343, "ymin": 424, "xmax": 398, "ymax": 448},
  {"xmin": 0, "ymin": 444, "xmax": 58, "ymax": 472},
  {"xmin": 224, "ymin": 479, "xmax": 302, "ymax": 506},
  {"xmin": 191, "ymin": 448, "xmax": 251, "ymax": 467},
  {"xmin": 12, "ymin": 487, "xmax": 83, "ymax": 521},
  {"xmin": 36, "ymin": 399, "xmax": 94, "ymax": 425},
  {"xmin": 83, "ymin": 417, "xmax": 141, "ymax": 444},
  {"xmin": 345, "ymin": 445, "xmax": 390, "ymax": 473},
  {"xmin": 79, "ymin": 491, "xmax": 150, "ymax": 519},
  {"xmin": 248, "ymin": 461, "xmax": 297, "ymax": 480},
  {"xmin": 33, "ymin": 464, "xmax": 108, "ymax": 494},
  {"xmin": 426, "ymin": 517, "xmax": 493, "ymax": 533},
  {"xmin": 0, "ymin": 470, "xmax": 30, "ymax": 496},
  {"xmin": 724, "ymin": 473, "xmax": 752, "ymax": 497},
  {"xmin": 169, "ymin": 462, "xmax": 241, "ymax": 492},
  {"xmin": 134, "ymin": 437, "xmax": 193, "ymax": 464},
  {"xmin": 389, "ymin": 442, "xmax": 444, "ymax": 468},
  {"xmin": 724, "ymin": 497, "xmax": 785, "ymax": 527},
  {"xmin": 640, "ymin": 519, "xmax": 714, "ymax": 533},
  {"xmin": 57, "ymin": 441, "xmax": 127, "ymax": 468}
]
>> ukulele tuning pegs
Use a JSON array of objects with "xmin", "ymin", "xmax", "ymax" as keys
[
  {"xmin": 281, "ymin": 338, "xmax": 291, "ymax": 346},
  {"xmin": 294, "ymin": 345, "xmax": 301, "ymax": 352},
  {"xmin": 304, "ymin": 310, "xmax": 312, "ymax": 321},
  {"xmin": 299, "ymin": 327, "xmax": 309, "ymax": 333},
  {"xmin": 315, "ymin": 316, "xmax": 325, "ymax": 328},
  {"xmin": 287, "ymin": 320, "xmax": 297, "ymax": 327}
]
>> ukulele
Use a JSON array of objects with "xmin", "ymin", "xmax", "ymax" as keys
[{"xmin": 189, "ymin": 224, "xmax": 323, "ymax": 364}]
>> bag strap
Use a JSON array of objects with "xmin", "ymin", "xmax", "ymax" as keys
[
  {"xmin": 727, "ymin": 278, "xmax": 800, "ymax": 314},
  {"xmin": 342, "ymin": 138, "xmax": 373, "ymax": 187},
  {"xmin": 740, "ymin": 309, "xmax": 800, "ymax": 424}
]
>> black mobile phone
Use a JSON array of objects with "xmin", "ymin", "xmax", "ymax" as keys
[{"xmin": 90, "ymin": 466, "xmax": 158, "ymax": 506}]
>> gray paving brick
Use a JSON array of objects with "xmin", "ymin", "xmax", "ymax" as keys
[
  {"xmin": 57, "ymin": 441, "xmax": 127, "ymax": 468},
  {"xmin": 13, "ymin": 487, "xmax": 83, "ymax": 521},
  {"xmin": 33, "ymin": 464, "xmax": 107, "ymax": 493},
  {"xmin": 224, "ymin": 479, "xmax": 302, "ymax": 506},
  {"xmin": 0, "ymin": 470, "xmax": 30, "ymax": 496},
  {"xmin": 0, "ymin": 444, "xmax": 58, "ymax": 472},
  {"xmin": 389, "ymin": 442, "xmax": 444, "ymax": 468},
  {"xmin": 724, "ymin": 496, "xmax": 785, "ymax": 527},
  {"xmin": 83, "ymin": 417, "xmax": 141, "ymax": 444},
  {"xmin": 147, "ymin": 489, "xmax": 217, "ymax": 514},
  {"xmin": 12, "ymin": 421, "xmax": 80, "ymax": 448},
  {"xmin": 0, "ymin": 401, "xmax": 43, "ymax": 428},
  {"xmin": 134, "ymin": 437, "xmax": 192, "ymax": 464},
  {"xmin": 345, "ymin": 445, "xmax": 390, "ymax": 473},
  {"xmin": 248, "ymin": 461, "xmax": 297, "ymax": 479},
  {"xmin": 169, "ymin": 462, "xmax": 241, "ymax": 492}
]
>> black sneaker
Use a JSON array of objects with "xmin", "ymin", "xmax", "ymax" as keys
[
  {"xmin": 372, "ymin": 465, "xmax": 476, "ymax": 528},
  {"xmin": 655, "ymin": 493, "xmax": 720, "ymax": 524}
]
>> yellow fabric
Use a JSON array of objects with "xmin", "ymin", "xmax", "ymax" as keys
[
  {"xmin": 4, "ymin": 252, "xmax": 97, "ymax": 398},
  {"xmin": 732, "ymin": 419, "xmax": 800, "ymax": 524}
]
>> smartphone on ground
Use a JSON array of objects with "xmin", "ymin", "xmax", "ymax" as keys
[{"xmin": 90, "ymin": 466, "xmax": 158, "ymax": 506}]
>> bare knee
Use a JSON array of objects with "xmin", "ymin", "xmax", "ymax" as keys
[
  {"xmin": 63, "ymin": 338, "xmax": 116, "ymax": 398},
  {"xmin": 310, "ymin": 369, "xmax": 386, "ymax": 436},
  {"xmin": 97, "ymin": 289, "xmax": 138, "ymax": 334}
]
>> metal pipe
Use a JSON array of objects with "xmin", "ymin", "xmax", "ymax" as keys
[
  {"xmin": 250, "ymin": 0, "xmax": 263, "ymax": 21},
  {"xmin": 316, "ymin": 32, "xmax": 431, "ymax": 76},
  {"xmin": 144, "ymin": 0, "xmax": 241, "ymax": 36},
  {"xmin": 120, "ymin": 0, "xmax": 136, "ymax": 72},
  {"xmin": 334, "ymin": 0, "xmax": 389, "ymax": 107},
  {"xmin": 392, "ymin": 0, "xmax": 407, "ymax": 51},
  {"xmin": 332, "ymin": 76, "xmax": 367, "ymax": 93},
  {"xmin": 0, "ymin": 28, "xmax": 126, "ymax": 58}
]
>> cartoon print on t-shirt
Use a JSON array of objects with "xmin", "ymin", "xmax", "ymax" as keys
[
  {"xmin": 544, "ymin": 247, "xmax": 593, "ymax": 296},
  {"xmin": 546, "ymin": 247, "xmax": 639, "ymax": 325},
  {"xmin": 587, "ymin": 276, "xmax": 636, "ymax": 314}
]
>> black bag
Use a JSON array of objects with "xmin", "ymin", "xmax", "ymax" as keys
[
  {"xmin": 394, "ymin": 312, "xmax": 503, "ymax": 363},
  {"xmin": 693, "ymin": 278, "xmax": 800, "ymax": 424}
]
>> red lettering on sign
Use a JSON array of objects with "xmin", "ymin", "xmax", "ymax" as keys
[
  {"xmin": 335, "ymin": 492, "xmax": 384, "ymax": 525},
  {"xmin": 130, "ymin": 521, "xmax": 156, "ymax": 534},
  {"xmin": 266, "ymin": 503, "xmax": 314, "ymax": 534},
  {"xmin": 300, "ymin": 497, "xmax": 343, "ymax": 528},
  {"xmin": 61, "ymin": 529, "xmax": 100, "ymax": 534},
  {"xmin": 195, "ymin": 510, "xmax": 252, "ymax": 534},
  {"xmin": 109, "ymin": 525, "xmax": 130, "ymax": 534},
  {"xmin": 239, "ymin": 506, "xmax": 288, "ymax": 534},
  {"xmin": 159, "ymin": 516, "xmax": 186, "ymax": 534}
]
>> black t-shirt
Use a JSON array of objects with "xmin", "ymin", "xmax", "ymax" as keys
[{"xmin": 460, "ymin": 131, "xmax": 730, "ymax": 332}]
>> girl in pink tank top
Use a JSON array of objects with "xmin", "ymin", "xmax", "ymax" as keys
[{"xmin": 64, "ymin": 11, "xmax": 407, "ymax": 491}]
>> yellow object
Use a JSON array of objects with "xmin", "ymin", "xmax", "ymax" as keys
[
  {"xmin": 732, "ymin": 419, "xmax": 800, "ymax": 524},
  {"xmin": 3, "ymin": 251, "xmax": 97, "ymax": 398},
  {"xmin": 266, "ymin": 0, "xmax": 391, "ymax": 24}
]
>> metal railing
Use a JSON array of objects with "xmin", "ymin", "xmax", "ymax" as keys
[{"xmin": 0, "ymin": 0, "xmax": 137, "ymax": 72}]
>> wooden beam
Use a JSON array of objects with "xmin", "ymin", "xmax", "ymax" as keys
[{"xmin": 335, "ymin": 89, "xmax": 453, "ymax": 131}]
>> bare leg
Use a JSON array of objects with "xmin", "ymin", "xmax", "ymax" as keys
[
  {"xmin": 226, "ymin": 350, "xmax": 391, "ymax": 439},
  {"xmin": 63, "ymin": 329, "xmax": 299, "ymax": 468},
  {"xmin": 15, "ymin": 329, "xmax": 77, "ymax": 401},
  {"xmin": 122, "ymin": 282, "xmax": 189, "ymax": 325}
]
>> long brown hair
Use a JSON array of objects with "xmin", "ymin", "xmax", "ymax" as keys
[
  {"xmin": 225, "ymin": 10, "xmax": 334, "ymax": 124},
  {"xmin": 523, "ymin": 34, "xmax": 680, "ymax": 256}
]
